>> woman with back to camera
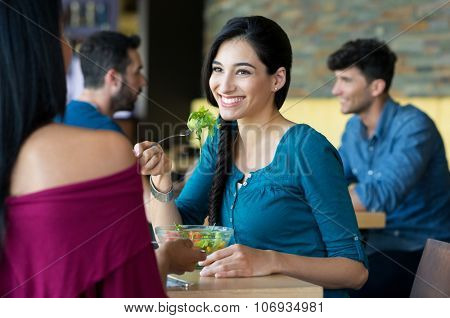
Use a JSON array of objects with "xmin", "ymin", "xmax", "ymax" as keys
[
  {"xmin": 136, "ymin": 16, "xmax": 369, "ymax": 297},
  {"xmin": 0, "ymin": 0, "xmax": 204, "ymax": 297}
]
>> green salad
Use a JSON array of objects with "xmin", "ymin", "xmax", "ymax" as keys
[
  {"xmin": 187, "ymin": 107, "xmax": 217, "ymax": 153},
  {"xmin": 168, "ymin": 225, "xmax": 229, "ymax": 254}
]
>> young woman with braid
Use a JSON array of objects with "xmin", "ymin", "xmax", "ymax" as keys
[{"xmin": 138, "ymin": 16, "xmax": 368, "ymax": 297}]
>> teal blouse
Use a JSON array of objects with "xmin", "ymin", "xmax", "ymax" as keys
[{"xmin": 176, "ymin": 124, "xmax": 368, "ymax": 297}]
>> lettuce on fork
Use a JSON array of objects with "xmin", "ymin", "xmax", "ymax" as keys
[{"xmin": 187, "ymin": 106, "xmax": 218, "ymax": 153}]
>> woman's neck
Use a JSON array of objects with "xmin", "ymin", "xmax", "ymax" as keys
[
  {"xmin": 234, "ymin": 109, "xmax": 294, "ymax": 172},
  {"xmin": 237, "ymin": 108, "xmax": 292, "ymax": 145}
]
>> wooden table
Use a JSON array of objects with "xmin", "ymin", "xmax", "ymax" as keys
[
  {"xmin": 165, "ymin": 212, "xmax": 383, "ymax": 298},
  {"xmin": 167, "ymin": 270, "xmax": 323, "ymax": 298},
  {"xmin": 356, "ymin": 212, "xmax": 386, "ymax": 229}
]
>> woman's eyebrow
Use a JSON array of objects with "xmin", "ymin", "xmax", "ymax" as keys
[
  {"xmin": 235, "ymin": 62, "xmax": 256, "ymax": 69},
  {"xmin": 212, "ymin": 60, "xmax": 256, "ymax": 69}
]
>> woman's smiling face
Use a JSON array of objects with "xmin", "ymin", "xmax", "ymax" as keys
[{"xmin": 209, "ymin": 38, "xmax": 278, "ymax": 122}]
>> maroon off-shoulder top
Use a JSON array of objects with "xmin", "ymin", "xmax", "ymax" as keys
[{"xmin": 1, "ymin": 165, "xmax": 166, "ymax": 297}]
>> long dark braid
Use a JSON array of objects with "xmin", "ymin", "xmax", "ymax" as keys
[{"xmin": 208, "ymin": 118, "xmax": 235, "ymax": 225}]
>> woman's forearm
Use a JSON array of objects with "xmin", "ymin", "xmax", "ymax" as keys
[
  {"xmin": 149, "ymin": 173, "xmax": 183, "ymax": 227},
  {"xmin": 155, "ymin": 247, "xmax": 169, "ymax": 287},
  {"xmin": 149, "ymin": 200, "xmax": 182, "ymax": 228},
  {"xmin": 269, "ymin": 251, "xmax": 368, "ymax": 290}
]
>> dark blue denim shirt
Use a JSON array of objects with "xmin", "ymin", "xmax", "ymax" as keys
[{"xmin": 339, "ymin": 98, "xmax": 450, "ymax": 253}]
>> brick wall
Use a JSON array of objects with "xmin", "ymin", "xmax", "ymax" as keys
[{"xmin": 204, "ymin": 0, "xmax": 450, "ymax": 97}]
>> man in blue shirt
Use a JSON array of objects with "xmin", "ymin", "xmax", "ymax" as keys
[
  {"xmin": 57, "ymin": 31, "xmax": 151, "ymax": 216},
  {"xmin": 57, "ymin": 31, "xmax": 206, "ymax": 273},
  {"xmin": 327, "ymin": 38, "xmax": 450, "ymax": 297},
  {"xmin": 57, "ymin": 31, "xmax": 146, "ymax": 133}
]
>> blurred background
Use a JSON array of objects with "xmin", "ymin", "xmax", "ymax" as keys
[{"xmin": 63, "ymin": 0, "xmax": 450, "ymax": 173}]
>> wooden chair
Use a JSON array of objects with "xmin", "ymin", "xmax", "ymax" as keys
[{"xmin": 410, "ymin": 239, "xmax": 450, "ymax": 297}]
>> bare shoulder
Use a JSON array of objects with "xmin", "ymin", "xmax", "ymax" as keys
[{"xmin": 10, "ymin": 124, "xmax": 136, "ymax": 196}]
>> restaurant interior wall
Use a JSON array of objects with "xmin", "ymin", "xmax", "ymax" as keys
[{"xmin": 140, "ymin": 0, "xmax": 205, "ymax": 142}]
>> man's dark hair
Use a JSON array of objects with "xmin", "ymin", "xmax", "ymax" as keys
[
  {"xmin": 79, "ymin": 31, "xmax": 140, "ymax": 88},
  {"xmin": 327, "ymin": 38, "xmax": 397, "ymax": 92}
]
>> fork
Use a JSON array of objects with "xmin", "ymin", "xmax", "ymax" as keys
[{"xmin": 157, "ymin": 129, "xmax": 191, "ymax": 144}]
